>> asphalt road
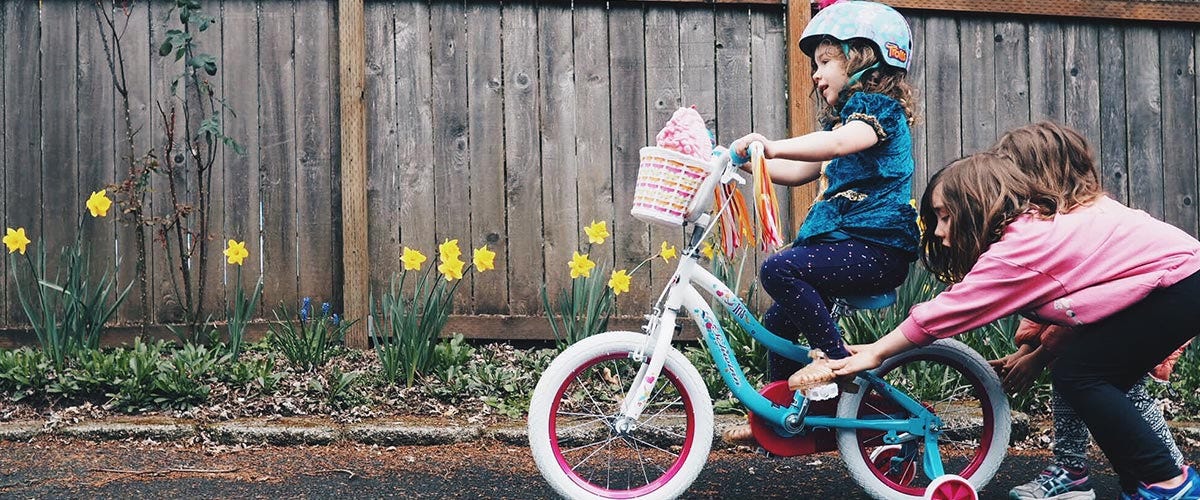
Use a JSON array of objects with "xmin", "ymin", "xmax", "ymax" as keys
[{"xmin": 1, "ymin": 438, "xmax": 1196, "ymax": 499}]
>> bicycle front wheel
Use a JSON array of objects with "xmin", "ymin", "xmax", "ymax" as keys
[
  {"xmin": 528, "ymin": 331, "xmax": 713, "ymax": 500},
  {"xmin": 836, "ymin": 339, "xmax": 1011, "ymax": 500}
]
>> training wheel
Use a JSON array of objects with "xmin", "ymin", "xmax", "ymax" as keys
[
  {"xmin": 869, "ymin": 444, "xmax": 917, "ymax": 486},
  {"xmin": 924, "ymin": 474, "xmax": 977, "ymax": 500}
]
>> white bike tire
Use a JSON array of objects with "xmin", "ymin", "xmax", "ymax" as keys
[
  {"xmin": 528, "ymin": 331, "xmax": 714, "ymax": 500},
  {"xmin": 836, "ymin": 339, "xmax": 1011, "ymax": 500}
]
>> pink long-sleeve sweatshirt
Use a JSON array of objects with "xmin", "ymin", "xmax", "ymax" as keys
[{"xmin": 901, "ymin": 196, "xmax": 1200, "ymax": 346}]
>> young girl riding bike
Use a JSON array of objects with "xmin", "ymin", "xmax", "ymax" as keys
[
  {"xmin": 829, "ymin": 152, "xmax": 1200, "ymax": 500},
  {"xmin": 987, "ymin": 121, "xmax": 1186, "ymax": 500},
  {"xmin": 724, "ymin": 2, "xmax": 919, "ymax": 444}
]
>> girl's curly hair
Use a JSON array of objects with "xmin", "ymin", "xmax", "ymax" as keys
[{"xmin": 812, "ymin": 39, "xmax": 918, "ymax": 127}]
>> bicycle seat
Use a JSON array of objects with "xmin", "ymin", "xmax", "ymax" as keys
[{"xmin": 835, "ymin": 291, "xmax": 897, "ymax": 310}]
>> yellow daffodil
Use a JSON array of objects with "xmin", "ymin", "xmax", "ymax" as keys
[
  {"xmin": 568, "ymin": 251, "xmax": 596, "ymax": 279},
  {"xmin": 86, "ymin": 189, "xmax": 113, "ymax": 218},
  {"xmin": 223, "ymin": 239, "xmax": 249, "ymax": 265},
  {"xmin": 608, "ymin": 269, "xmax": 631, "ymax": 295},
  {"xmin": 401, "ymin": 247, "xmax": 427, "ymax": 271},
  {"xmin": 584, "ymin": 220, "xmax": 610, "ymax": 245},
  {"xmin": 438, "ymin": 256, "xmax": 466, "ymax": 281},
  {"xmin": 659, "ymin": 242, "xmax": 677, "ymax": 262},
  {"xmin": 473, "ymin": 245, "xmax": 496, "ymax": 272},
  {"xmin": 3, "ymin": 227, "xmax": 31, "ymax": 255},
  {"xmin": 439, "ymin": 239, "xmax": 462, "ymax": 262},
  {"xmin": 701, "ymin": 241, "xmax": 715, "ymax": 260}
]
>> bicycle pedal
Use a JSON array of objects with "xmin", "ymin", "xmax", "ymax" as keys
[{"xmin": 803, "ymin": 382, "xmax": 839, "ymax": 401}]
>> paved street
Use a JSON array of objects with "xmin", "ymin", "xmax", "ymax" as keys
[{"xmin": 1, "ymin": 437, "xmax": 1196, "ymax": 498}]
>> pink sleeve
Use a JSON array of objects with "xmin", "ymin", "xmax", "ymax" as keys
[{"xmin": 901, "ymin": 254, "xmax": 1067, "ymax": 346}]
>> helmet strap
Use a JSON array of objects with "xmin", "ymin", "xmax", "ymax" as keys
[{"xmin": 840, "ymin": 42, "xmax": 880, "ymax": 88}]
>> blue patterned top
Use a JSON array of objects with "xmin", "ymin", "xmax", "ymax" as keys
[{"xmin": 795, "ymin": 92, "xmax": 919, "ymax": 257}]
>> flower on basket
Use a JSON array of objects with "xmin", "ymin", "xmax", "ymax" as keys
[
  {"xmin": 584, "ymin": 220, "xmax": 609, "ymax": 245},
  {"xmin": 401, "ymin": 247, "xmax": 427, "ymax": 271},
  {"xmin": 223, "ymin": 239, "xmax": 249, "ymax": 265},
  {"xmin": 86, "ymin": 189, "xmax": 113, "ymax": 218},
  {"xmin": 473, "ymin": 245, "xmax": 496, "ymax": 272},
  {"xmin": 608, "ymin": 269, "xmax": 631, "ymax": 296},
  {"xmin": 3, "ymin": 227, "xmax": 31, "ymax": 255},
  {"xmin": 659, "ymin": 241, "xmax": 677, "ymax": 262},
  {"xmin": 568, "ymin": 251, "xmax": 596, "ymax": 279}
]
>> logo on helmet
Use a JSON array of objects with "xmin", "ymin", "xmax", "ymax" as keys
[{"xmin": 885, "ymin": 42, "xmax": 908, "ymax": 63}]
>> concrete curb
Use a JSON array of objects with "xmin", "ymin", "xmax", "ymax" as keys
[{"xmin": 1, "ymin": 414, "xmax": 1195, "ymax": 450}]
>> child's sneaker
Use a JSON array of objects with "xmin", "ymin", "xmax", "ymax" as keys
[
  {"xmin": 1009, "ymin": 465, "xmax": 1094, "ymax": 499},
  {"xmin": 1126, "ymin": 465, "xmax": 1200, "ymax": 500}
]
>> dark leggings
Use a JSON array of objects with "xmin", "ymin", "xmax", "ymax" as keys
[
  {"xmin": 1051, "ymin": 269, "xmax": 1200, "ymax": 488},
  {"xmin": 760, "ymin": 239, "xmax": 910, "ymax": 381}
]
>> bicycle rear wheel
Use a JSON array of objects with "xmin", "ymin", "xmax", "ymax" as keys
[
  {"xmin": 836, "ymin": 339, "xmax": 1010, "ymax": 500},
  {"xmin": 528, "ymin": 331, "xmax": 713, "ymax": 499}
]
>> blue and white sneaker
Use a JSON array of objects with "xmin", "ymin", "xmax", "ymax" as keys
[
  {"xmin": 1009, "ymin": 465, "xmax": 1095, "ymax": 500},
  {"xmin": 1124, "ymin": 466, "xmax": 1200, "ymax": 500}
]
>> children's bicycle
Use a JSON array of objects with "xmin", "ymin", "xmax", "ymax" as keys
[{"xmin": 527, "ymin": 144, "xmax": 1011, "ymax": 499}]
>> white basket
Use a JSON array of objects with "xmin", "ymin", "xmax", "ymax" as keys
[{"xmin": 631, "ymin": 146, "xmax": 714, "ymax": 227}]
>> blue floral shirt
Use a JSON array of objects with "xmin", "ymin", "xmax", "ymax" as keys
[{"xmin": 795, "ymin": 92, "xmax": 919, "ymax": 256}]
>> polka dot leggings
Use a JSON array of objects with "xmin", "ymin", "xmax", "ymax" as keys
[{"xmin": 760, "ymin": 239, "xmax": 910, "ymax": 381}]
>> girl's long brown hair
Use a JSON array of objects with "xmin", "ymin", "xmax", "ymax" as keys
[
  {"xmin": 919, "ymin": 153, "xmax": 1058, "ymax": 283},
  {"xmin": 993, "ymin": 121, "xmax": 1103, "ymax": 212},
  {"xmin": 812, "ymin": 40, "xmax": 917, "ymax": 127}
]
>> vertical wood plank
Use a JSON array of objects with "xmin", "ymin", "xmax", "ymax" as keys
[
  {"xmin": 1160, "ymin": 28, "xmax": 1197, "ymax": 233},
  {"xmin": 42, "ymin": 1, "xmax": 79, "ymax": 275},
  {"xmin": 296, "ymin": 0, "xmax": 335, "ymax": 304},
  {"xmin": 958, "ymin": 18, "xmax": 996, "ymax": 153},
  {"xmin": 222, "ymin": 0, "xmax": 263, "ymax": 317},
  {"xmin": 905, "ymin": 14, "xmax": 928, "ymax": 191},
  {"xmin": 430, "ymin": 0, "xmax": 472, "ymax": 311},
  {"xmin": 1028, "ymin": 20, "xmax": 1066, "ymax": 122},
  {"xmin": 200, "ymin": 3, "xmax": 227, "ymax": 317},
  {"xmin": 258, "ymin": 1, "xmax": 298, "ymax": 311},
  {"xmin": 466, "ymin": 1, "xmax": 507, "ymax": 313},
  {"xmin": 0, "ymin": 2, "xmax": 6, "ymax": 326},
  {"xmin": 364, "ymin": 2, "xmax": 399, "ymax": 298},
  {"xmin": 78, "ymin": 0, "xmax": 118, "ymax": 305},
  {"xmin": 1124, "ymin": 26, "xmax": 1164, "ymax": 218},
  {"xmin": 607, "ymin": 4, "xmax": 650, "ymax": 311},
  {"xmin": 336, "ymin": 0, "xmax": 365, "ymax": 342},
  {"xmin": 1098, "ymin": 24, "xmax": 1129, "ymax": 204},
  {"xmin": 149, "ymin": 2, "xmax": 185, "ymax": 323},
  {"xmin": 538, "ymin": 0, "xmax": 579, "ymax": 307},
  {"xmin": 4, "ymin": 1, "xmax": 41, "ymax": 325},
  {"xmin": 751, "ymin": 6, "xmax": 791, "ymax": 247},
  {"xmin": 1063, "ymin": 22, "xmax": 1101, "ymax": 164},
  {"xmin": 574, "ymin": 2, "xmax": 615, "ymax": 285},
  {"xmin": 394, "ymin": 0, "xmax": 435, "ymax": 266},
  {"xmin": 715, "ymin": 5, "xmax": 753, "ymax": 296},
  {"xmin": 679, "ymin": 5, "xmax": 717, "ymax": 275},
  {"xmin": 501, "ymin": 1, "xmax": 543, "ymax": 315},
  {"xmin": 786, "ymin": 0, "xmax": 817, "ymax": 235},
  {"xmin": 993, "ymin": 20, "xmax": 1029, "ymax": 137},
  {"xmin": 643, "ymin": 6, "xmax": 681, "ymax": 294},
  {"xmin": 923, "ymin": 15, "xmax": 962, "ymax": 181},
  {"xmin": 113, "ymin": 1, "xmax": 153, "ymax": 325}
]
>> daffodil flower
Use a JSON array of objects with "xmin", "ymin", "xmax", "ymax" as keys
[
  {"xmin": 568, "ymin": 251, "xmax": 596, "ymax": 279},
  {"xmin": 438, "ymin": 257, "xmax": 466, "ymax": 281},
  {"xmin": 224, "ymin": 239, "xmax": 249, "ymax": 265},
  {"xmin": 86, "ymin": 189, "xmax": 113, "ymax": 218},
  {"xmin": 473, "ymin": 245, "xmax": 496, "ymax": 272},
  {"xmin": 3, "ymin": 227, "xmax": 31, "ymax": 255},
  {"xmin": 438, "ymin": 239, "xmax": 462, "ymax": 262},
  {"xmin": 401, "ymin": 247, "xmax": 427, "ymax": 271},
  {"xmin": 701, "ymin": 241, "xmax": 715, "ymax": 260},
  {"xmin": 659, "ymin": 241, "xmax": 677, "ymax": 262},
  {"xmin": 584, "ymin": 220, "xmax": 610, "ymax": 245},
  {"xmin": 608, "ymin": 269, "xmax": 631, "ymax": 295}
]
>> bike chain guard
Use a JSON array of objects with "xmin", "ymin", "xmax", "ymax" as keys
[{"xmin": 746, "ymin": 381, "xmax": 839, "ymax": 457}]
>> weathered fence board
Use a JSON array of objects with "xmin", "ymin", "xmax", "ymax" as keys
[{"xmin": 5, "ymin": 1, "xmax": 1200, "ymax": 343}]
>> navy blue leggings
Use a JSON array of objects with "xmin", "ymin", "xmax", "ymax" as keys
[{"xmin": 760, "ymin": 239, "xmax": 910, "ymax": 381}]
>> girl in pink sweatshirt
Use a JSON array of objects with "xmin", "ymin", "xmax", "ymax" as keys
[{"xmin": 828, "ymin": 152, "xmax": 1200, "ymax": 498}]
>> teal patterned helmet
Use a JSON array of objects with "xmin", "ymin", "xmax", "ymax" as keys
[{"xmin": 800, "ymin": 1, "xmax": 912, "ymax": 71}]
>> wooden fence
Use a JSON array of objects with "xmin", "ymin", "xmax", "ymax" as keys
[{"xmin": 1, "ymin": 0, "xmax": 1199, "ymax": 343}]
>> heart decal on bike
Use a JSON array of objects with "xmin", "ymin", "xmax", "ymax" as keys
[{"xmin": 645, "ymin": 376, "xmax": 656, "ymax": 384}]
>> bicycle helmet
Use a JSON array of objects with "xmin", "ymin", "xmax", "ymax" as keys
[{"xmin": 800, "ymin": 1, "xmax": 912, "ymax": 71}]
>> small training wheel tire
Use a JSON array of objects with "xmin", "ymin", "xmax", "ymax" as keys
[
  {"xmin": 869, "ymin": 444, "xmax": 917, "ymax": 486},
  {"xmin": 923, "ymin": 474, "xmax": 977, "ymax": 500}
]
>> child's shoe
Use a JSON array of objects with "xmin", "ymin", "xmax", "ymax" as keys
[
  {"xmin": 788, "ymin": 349, "xmax": 838, "ymax": 401},
  {"xmin": 1008, "ymin": 464, "xmax": 1094, "ymax": 500},
  {"xmin": 1125, "ymin": 465, "xmax": 1200, "ymax": 500}
]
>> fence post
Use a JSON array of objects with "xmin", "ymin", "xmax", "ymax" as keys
[
  {"xmin": 339, "ymin": 0, "xmax": 370, "ymax": 348},
  {"xmin": 787, "ymin": 0, "xmax": 818, "ymax": 233}
]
